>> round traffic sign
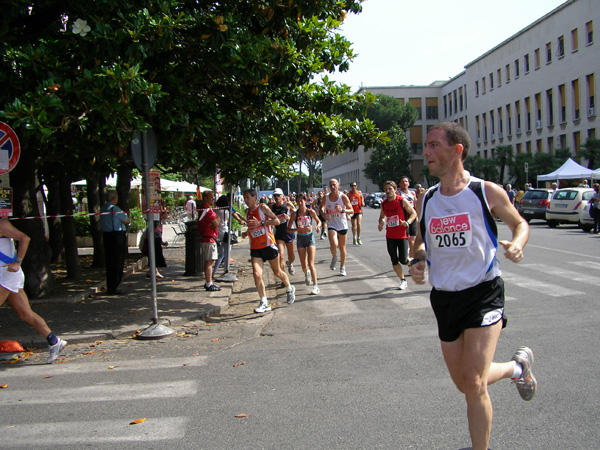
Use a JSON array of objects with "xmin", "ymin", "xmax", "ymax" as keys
[{"xmin": 0, "ymin": 122, "xmax": 21, "ymax": 175}]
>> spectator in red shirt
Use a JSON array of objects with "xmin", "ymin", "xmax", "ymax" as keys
[{"xmin": 197, "ymin": 190, "xmax": 221, "ymax": 291}]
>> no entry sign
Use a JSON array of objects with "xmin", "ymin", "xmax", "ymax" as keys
[{"xmin": 0, "ymin": 122, "xmax": 21, "ymax": 175}]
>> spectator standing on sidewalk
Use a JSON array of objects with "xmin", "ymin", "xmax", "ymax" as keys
[
  {"xmin": 100, "ymin": 190, "xmax": 130, "ymax": 296},
  {"xmin": 197, "ymin": 190, "xmax": 221, "ymax": 291},
  {"xmin": 287, "ymin": 193, "xmax": 321, "ymax": 294},
  {"xmin": 410, "ymin": 122, "xmax": 537, "ymax": 450},
  {"xmin": 378, "ymin": 181, "xmax": 417, "ymax": 290},
  {"xmin": 270, "ymin": 188, "xmax": 297, "ymax": 276},
  {"xmin": 0, "ymin": 219, "xmax": 66, "ymax": 363},
  {"xmin": 186, "ymin": 195, "xmax": 197, "ymax": 221},
  {"xmin": 242, "ymin": 188, "xmax": 295, "ymax": 312}
]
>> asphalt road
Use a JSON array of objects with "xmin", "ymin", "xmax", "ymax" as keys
[{"xmin": 1, "ymin": 208, "xmax": 599, "ymax": 449}]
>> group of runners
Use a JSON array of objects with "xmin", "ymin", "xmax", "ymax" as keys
[{"xmin": 238, "ymin": 122, "xmax": 538, "ymax": 450}]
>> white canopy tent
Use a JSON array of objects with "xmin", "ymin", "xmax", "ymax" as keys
[
  {"xmin": 73, "ymin": 175, "xmax": 208, "ymax": 193},
  {"xmin": 536, "ymin": 158, "xmax": 595, "ymax": 182}
]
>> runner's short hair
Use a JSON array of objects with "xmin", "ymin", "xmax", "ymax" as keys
[{"xmin": 430, "ymin": 122, "xmax": 471, "ymax": 161}]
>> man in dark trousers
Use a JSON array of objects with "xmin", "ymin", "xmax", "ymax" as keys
[{"xmin": 100, "ymin": 190, "xmax": 130, "ymax": 295}]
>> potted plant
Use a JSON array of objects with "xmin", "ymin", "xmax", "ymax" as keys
[{"xmin": 127, "ymin": 209, "xmax": 146, "ymax": 247}]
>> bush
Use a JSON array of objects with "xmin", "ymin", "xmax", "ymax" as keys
[
  {"xmin": 128, "ymin": 209, "xmax": 146, "ymax": 233},
  {"xmin": 74, "ymin": 214, "xmax": 91, "ymax": 236}
]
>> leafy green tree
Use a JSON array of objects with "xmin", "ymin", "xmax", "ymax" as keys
[
  {"xmin": 364, "ymin": 125, "xmax": 412, "ymax": 190},
  {"xmin": 493, "ymin": 145, "xmax": 514, "ymax": 184},
  {"xmin": 419, "ymin": 165, "xmax": 439, "ymax": 187},
  {"xmin": 580, "ymin": 138, "xmax": 600, "ymax": 169},
  {"xmin": 464, "ymin": 156, "xmax": 499, "ymax": 182},
  {"xmin": 1, "ymin": 1, "xmax": 386, "ymax": 296},
  {"xmin": 367, "ymin": 94, "xmax": 419, "ymax": 132},
  {"xmin": 555, "ymin": 147, "xmax": 573, "ymax": 162},
  {"xmin": 510, "ymin": 153, "xmax": 535, "ymax": 188}
]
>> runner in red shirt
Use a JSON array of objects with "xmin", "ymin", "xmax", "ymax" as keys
[
  {"xmin": 347, "ymin": 182, "xmax": 364, "ymax": 245},
  {"xmin": 378, "ymin": 181, "xmax": 417, "ymax": 290}
]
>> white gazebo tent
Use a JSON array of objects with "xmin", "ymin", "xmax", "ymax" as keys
[{"xmin": 536, "ymin": 158, "xmax": 595, "ymax": 184}]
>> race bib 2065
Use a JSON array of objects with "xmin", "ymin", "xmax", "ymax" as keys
[{"xmin": 429, "ymin": 213, "xmax": 472, "ymax": 248}]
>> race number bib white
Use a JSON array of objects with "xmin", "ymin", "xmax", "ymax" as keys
[
  {"xmin": 351, "ymin": 198, "xmax": 359, "ymax": 206},
  {"xmin": 327, "ymin": 208, "xmax": 340, "ymax": 218},
  {"xmin": 297, "ymin": 216, "xmax": 311, "ymax": 227},
  {"xmin": 250, "ymin": 226, "xmax": 266, "ymax": 239},
  {"xmin": 386, "ymin": 215, "xmax": 400, "ymax": 227},
  {"xmin": 277, "ymin": 213, "xmax": 287, "ymax": 224},
  {"xmin": 429, "ymin": 213, "xmax": 472, "ymax": 248}
]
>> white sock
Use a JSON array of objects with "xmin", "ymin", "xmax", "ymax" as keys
[
  {"xmin": 511, "ymin": 360, "xmax": 523, "ymax": 380},
  {"xmin": 260, "ymin": 297, "xmax": 268, "ymax": 304}
]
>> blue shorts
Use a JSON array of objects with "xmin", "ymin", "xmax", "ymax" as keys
[{"xmin": 296, "ymin": 233, "xmax": 315, "ymax": 249}]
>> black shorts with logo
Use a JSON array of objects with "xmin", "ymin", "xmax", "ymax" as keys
[
  {"xmin": 250, "ymin": 244, "xmax": 279, "ymax": 262},
  {"xmin": 430, "ymin": 276, "xmax": 507, "ymax": 342}
]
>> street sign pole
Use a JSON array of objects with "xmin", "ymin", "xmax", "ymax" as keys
[{"xmin": 131, "ymin": 130, "xmax": 173, "ymax": 340}]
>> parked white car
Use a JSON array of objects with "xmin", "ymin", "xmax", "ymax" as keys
[
  {"xmin": 545, "ymin": 187, "xmax": 594, "ymax": 228},
  {"xmin": 579, "ymin": 201, "xmax": 595, "ymax": 232}
]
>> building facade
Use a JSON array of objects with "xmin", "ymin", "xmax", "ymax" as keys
[{"xmin": 322, "ymin": 0, "xmax": 598, "ymax": 191}]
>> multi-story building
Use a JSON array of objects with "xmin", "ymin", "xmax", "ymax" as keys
[{"xmin": 322, "ymin": 0, "xmax": 598, "ymax": 191}]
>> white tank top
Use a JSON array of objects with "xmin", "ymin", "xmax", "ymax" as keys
[
  {"xmin": 325, "ymin": 193, "xmax": 348, "ymax": 231},
  {"xmin": 420, "ymin": 177, "xmax": 500, "ymax": 291}
]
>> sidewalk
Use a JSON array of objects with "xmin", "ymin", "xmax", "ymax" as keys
[{"xmin": 0, "ymin": 232, "xmax": 263, "ymax": 348}]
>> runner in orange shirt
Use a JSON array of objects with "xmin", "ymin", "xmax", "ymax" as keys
[{"xmin": 347, "ymin": 182, "xmax": 364, "ymax": 245}]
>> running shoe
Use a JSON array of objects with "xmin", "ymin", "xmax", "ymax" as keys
[
  {"xmin": 357, "ymin": 238, "xmax": 362, "ymax": 245},
  {"xmin": 340, "ymin": 266, "xmax": 346, "ymax": 276},
  {"xmin": 47, "ymin": 339, "xmax": 67, "ymax": 364},
  {"xmin": 330, "ymin": 256, "xmax": 337, "ymax": 271},
  {"xmin": 353, "ymin": 238, "xmax": 357, "ymax": 245},
  {"xmin": 310, "ymin": 284, "xmax": 320, "ymax": 295},
  {"xmin": 319, "ymin": 235, "xmax": 325, "ymax": 240},
  {"xmin": 398, "ymin": 279, "xmax": 408, "ymax": 290},
  {"xmin": 254, "ymin": 302, "xmax": 272, "ymax": 313},
  {"xmin": 287, "ymin": 262, "xmax": 295, "ymax": 275},
  {"xmin": 305, "ymin": 270, "xmax": 312, "ymax": 286},
  {"xmin": 205, "ymin": 283, "xmax": 222, "ymax": 291},
  {"xmin": 286, "ymin": 285, "xmax": 296, "ymax": 304},
  {"xmin": 511, "ymin": 346, "xmax": 537, "ymax": 401}
]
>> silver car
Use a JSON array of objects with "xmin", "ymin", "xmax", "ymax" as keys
[{"xmin": 516, "ymin": 189, "xmax": 553, "ymax": 223}]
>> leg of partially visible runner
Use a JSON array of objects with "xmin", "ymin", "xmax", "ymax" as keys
[
  {"xmin": 285, "ymin": 241, "xmax": 296, "ymax": 266},
  {"xmin": 297, "ymin": 246, "xmax": 308, "ymax": 275},
  {"xmin": 306, "ymin": 245, "xmax": 318, "ymax": 285},
  {"xmin": 356, "ymin": 214, "xmax": 362, "ymax": 240},
  {"xmin": 276, "ymin": 240, "xmax": 286, "ymax": 272},
  {"xmin": 440, "ymin": 321, "xmax": 508, "ymax": 450},
  {"xmin": 351, "ymin": 217, "xmax": 357, "ymax": 243},
  {"xmin": 268, "ymin": 256, "xmax": 291, "ymax": 288},
  {"xmin": 338, "ymin": 232, "xmax": 348, "ymax": 268},
  {"xmin": 7, "ymin": 289, "xmax": 51, "ymax": 337}
]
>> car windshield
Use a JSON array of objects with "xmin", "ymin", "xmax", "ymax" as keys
[
  {"xmin": 523, "ymin": 190, "xmax": 548, "ymax": 200},
  {"xmin": 553, "ymin": 190, "xmax": 578, "ymax": 201}
]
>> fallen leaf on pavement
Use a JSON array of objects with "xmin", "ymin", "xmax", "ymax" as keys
[
  {"xmin": 212, "ymin": 338, "xmax": 220, "ymax": 342},
  {"xmin": 115, "ymin": 341, "xmax": 128, "ymax": 345},
  {"xmin": 0, "ymin": 384, "xmax": 7, "ymax": 389},
  {"xmin": 42, "ymin": 376, "xmax": 52, "ymax": 379},
  {"xmin": 235, "ymin": 414, "xmax": 248, "ymax": 418},
  {"xmin": 108, "ymin": 366, "xmax": 118, "ymax": 370},
  {"xmin": 130, "ymin": 418, "xmax": 146, "ymax": 425}
]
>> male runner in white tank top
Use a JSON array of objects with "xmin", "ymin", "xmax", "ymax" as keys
[{"xmin": 410, "ymin": 122, "xmax": 537, "ymax": 450}]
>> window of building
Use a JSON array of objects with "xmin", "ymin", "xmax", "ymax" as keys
[
  {"xmin": 506, "ymin": 104, "xmax": 512, "ymax": 136},
  {"xmin": 409, "ymin": 98, "xmax": 422, "ymax": 120},
  {"xmin": 476, "ymin": 116, "xmax": 481, "ymax": 142},
  {"xmin": 546, "ymin": 89, "xmax": 554, "ymax": 126},
  {"xmin": 515, "ymin": 59, "xmax": 520, "ymax": 78},
  {"xmin": 535, "ymin": 93, "xmax": 542, "ymax": 127},
  {"xmin": 506, "ymin": 64, "xmax": 511, "ymax": 83},
  {"xmin": 547, "ymin": 137, "xmax": 555, "ymax": 154},
  {"xmin": 490, "ymin": 110, "xmax": 495, "ymax": 138},
  {"xmin": 453, "ymin": 91, "xmax": 458, "ymax": 115},
  {"xmin": 459, "ymin": 86, "xmax": 464, "ymax": 111},
  {"xmin": 475, "ymin": 80, "xmax": 479, "ymax": 97},
  {"xmin": 536, "ymin": 139, "xmax": 543, "ymax": 153},
  {"xmin": 498, "ymin": 107, "xmax": 503, "ymax": 137},
  {"xmin": 524, "ymin": 54, "xmax": 530, "ymax": 73},
  {"xmin": 426, "ymin": 97, "xmax": 438, "ymax": 120},
  {"xmin": 526, "ymin": 141, "xmax": 532, "ymax": 154},
  {"xmin": 586, "ymin": 20, "xmax": 593, "ymax": 45},
  {"xmin": 572, "ymin": 79, "xmax": 580, "ymax": 120},
  {"xmin": 559, "ymin": 134, "xmax": 567, "ymax": 149},
  {"xmin": 534, "ymin": 48, "xmax": 540, "ymax": 69},
  {"xmin": 410, "ymin": 126, "xmax": 423, "ymax": 154},
  {"xmin": 443, "ymin": 95, "xmax": 448, "ymax": 118},
  {"xmin": 483, "ymin": 112, "xmax": 488, "ymax": 142},
  {"xmin": 574, "ymin": 131, "xmax": 581, "ymax": 155},
  {"xmin": 497, "ymin": 69, "xmax": 502, "ymax": 86},
  {"xmin": 525, "ymin": 97, "xmax": 531, "ymax": 131},
  {"xmin": 571, "ymin": 28, "xmax": 579, "ymax": 52},
  {"xmin": 515, "ymin": 100, "xmax": 521, "ymax": 132},
  {"xmin": 516, "ymin": 143, "xmax": 522, "ymax": 154},
  {"xmin": 482, "ymin": 77, "xmax": 486, "ymax": 94},
  {"xmin": 589, "ymin": 128, "xmax": 596, "ymax": 139},
  {"xmin": 546, "ymin": 42, "xmax": 552, "ymax": 63},
  {"xmin": 559, "ymin": 84, "xmax": 566, "ymax": 123},
  {"xmin": 489, "ymin": 73, "xmax": 494, "ymax": 90},
  {"xmin": 557, "ymin": 35, "xmax": 565, "ymax": 58},
  {"xmin": 586, "ymin": 74, "xmax": 595, "ymax": 115}
]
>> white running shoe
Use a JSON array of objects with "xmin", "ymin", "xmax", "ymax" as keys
[
  {"xmin": 340, "ymin": 266, "xmax": 346, "ymax": 276},
  {"xmin": 310, "ymin": 284, "xmax": 320, "ymax": 295},
  {"xmin": 305, "ymin": 270, "xmax": 312, "ymax": 286},
  {"xmin": 254, "ymin": 302, "xmax": 272, "ymax": 313},
  {"xmin": 398, "ymin": 279, "xmax": 408, "ymax": 290},
  {"xmin": 286, "ymin": 285, "xmax": 296, "ymax": 304},
  {"xmin": 287, "ymin": 262, "xmax": 295, "ymax": 275},
  {"xmin": 47, "ymin": 338, "xmax": 67, "ymax": 364},
  {"xmin": 330, "ymin": 256, "xmax": 337, "ymax": 270}
]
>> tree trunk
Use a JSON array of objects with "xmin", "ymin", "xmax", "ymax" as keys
[
  {"xmin": 9, "ymin": 136, "xmax": 54, "ymax": 298},
  {"xmin": 297, "ymin": 153, "xmax": 304, "ymax": 194},
  {"xmin": 44, "ymin": 178, "xmax": 63, "ymax": 263},
  {"xmin": 59, "ymin": 177, "xmax": 81, "ymax": 279},
  {"xmin": 87, "ymin": 171, "xmax": 105, "ymax": 268}
]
